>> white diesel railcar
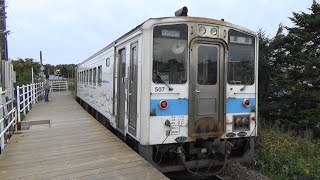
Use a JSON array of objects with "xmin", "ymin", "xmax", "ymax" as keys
[{"xmin": 76, "ymin": 7, "xmax": 258, "ymax": 174}]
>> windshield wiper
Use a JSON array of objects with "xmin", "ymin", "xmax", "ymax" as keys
[
  {"xmin": 240, "ymin": 76, "xmax": 254, "ymax": 91},
  {"xmin": 157, "ymin": 71, "xmax": 173, "ymax": 91}
]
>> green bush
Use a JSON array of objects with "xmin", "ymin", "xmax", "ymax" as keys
[
  {"xmin": 258, "ymin": 129, "xmax": 320, "ymax": 180},
  {"xmin": 68, "ymin": 78, "xmax": 75, "ymax": 92}
]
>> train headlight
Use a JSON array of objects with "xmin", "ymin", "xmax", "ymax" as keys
[
  {"xmin": 234, "ymin": 116, "xmax": 242, "ymax": 126},
  {"xmin": 199, "ymin": 26, "xmax": 206, "ymax": 35},
  {"xmin": 233, "ymin": 115, "xmax": 250, "ymax": 131},
  {"xmin": 241, "ymin": 116, "xmax": 249, "ymax": 126},
  {"xmin": 159, "ymin": 100, "xmax": 168, "ymax": 109},
  {"xmin": 210, "ymin": 27, "xmax": 218, "ymax": 36},
  {"xmin": 243, "ymin": 99, "xmax": 250, "ymax": 107}
]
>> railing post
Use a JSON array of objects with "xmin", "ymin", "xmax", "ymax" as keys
[
  {"xmin": 0, "ymin": 120, "xmax": 3, "ymax": 153},
  {"xmin": 33, "ymin": 83, "xmax": 36, "ymax": 104},
  {"xmin": 22, "ymin": 85, "xmax": 26, "ymax": 116},
  {"xmin": 16, "ymin": 86, "xmax": 21, "ymax": 123},
  {"xmin": 37, "ymin": 83, "xmax": 40, "ymax": 101},
  {"xmin": 15, "ymin": 107, "xmax": 18, "ymax": 131},
  {"xmin": 36, "ymin": 83, "xmax": 39, "ymax": 102},
  {"xmin": 27, "ymin": 85, "xmax": 30, "ymax": 112},
  {"xmin": 34, "ymin": 83, "xmax": 37, "ymax": 103},
  {"xmin": 0, "ymin": 94, "xmax": 4, "ymax": 153}
]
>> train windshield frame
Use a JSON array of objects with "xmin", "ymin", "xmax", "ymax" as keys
[
  {"xmin": 152, "ymin": 24, "xmax": 188, "ymax": 84},
  {"xmin": 227, "ymin": 29, "xmax": 255, "ymax": 85}
]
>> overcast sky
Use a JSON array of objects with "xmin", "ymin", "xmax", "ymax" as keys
[{"xmin": 6, "ymin": 0, "xmax": 313, "ymax": 65}]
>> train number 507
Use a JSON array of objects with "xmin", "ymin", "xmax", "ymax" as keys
[{"xmin": 155, "ymin": 87, "xmax": 165, "ymax": 92}]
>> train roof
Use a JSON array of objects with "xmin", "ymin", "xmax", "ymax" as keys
[{"xmin": 78, "ymin": 16, "xmax": 257, "ymax": 66}]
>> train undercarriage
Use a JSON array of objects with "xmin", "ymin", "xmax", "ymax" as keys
[{"xmin": 77, "ymin": 97, "xmax": 255, "ymax": 174}]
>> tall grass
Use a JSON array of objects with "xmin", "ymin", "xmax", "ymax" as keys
[
  {"xmin": 258, "ymin": 129, "xmax": 320, "ymax": 180},
  {"xmin": 68, "ymin": 78, "xmax": 75, "ymax": 92}
]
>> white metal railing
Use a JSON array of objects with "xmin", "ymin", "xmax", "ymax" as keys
[
  {"xmin": 1, "ymin": 79, "xmax": 68, "ymax": 153},
  {"xmin": 0, "ymin": 90, "xmax": 17, "ymax": 153},
  {"xmin": 50, "ymin": 80, "xmax": 68, "ymax": 92},
  {"xmin": 0, "ymin": 60, "xmax": 16, "ymax": 153},
  {"xmin": 16, "ymin": 82, "xmax": 44, "ymax": 123}
]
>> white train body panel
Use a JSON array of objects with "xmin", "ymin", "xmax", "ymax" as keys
[{"xmin": 76, "ymin": 17, "xmax": 258, "ymax": 146}]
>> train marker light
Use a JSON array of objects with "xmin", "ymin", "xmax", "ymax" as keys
[
  {"xmin": 243, "ymin": 99, "xmax": 250, "ymax": 107},
  {"xmin": 159, "ymin": 100, "xmax": 168, "ymax": 109},
  {"xmin": 199, "ymin": 26, "xmax": 206, "ymax": 35},
  {"xmin": 211, "ymin": 27, "xmax": 218, "ymax": 36}
]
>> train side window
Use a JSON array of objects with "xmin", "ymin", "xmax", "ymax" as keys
[
  {"xmin": 81, "ymin": 72, "xmax": 83, "ymax": 84},
  {"xmin": 83, "ymin": 71, "xmax": 85, "ymax": 83},
  {"xmin": 106, "ymin": 58, "xmax": 110, "ymax": 67},
  {"xmin": 98, "ymin": 66, "xmax": 102, "ymax": 86},
  {"xmin": 93, "ymin": 67, "xmax": 97, "ymax": 85},
  {"xmin": 83, "ymin": 71, "xmax": 85, "ymax": 84},
  {"xmin": 86, "ymin": 70, "xmax": 89, "ymax": 84},
  {"xmin": 89, "ymin": 69, "xmax": 92, "ymax": 85}
]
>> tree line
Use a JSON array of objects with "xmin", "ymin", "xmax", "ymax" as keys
[
  {"xmin": 258, "ymin": 1, "xmax": 320, "ymax": 129},
  {"xmin": 11, "ymin": 58, "xmax": 75, "ymax": 86}
]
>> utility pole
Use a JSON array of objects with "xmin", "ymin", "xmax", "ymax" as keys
[
  {"xmin": 39, "ymin": 51, "xmax": 45, "ymax": 82},
  {"xmin": 40, "ymin": 51, "xmax": 43, "ymax": 65},
  {"xmin": 0, "ymin": 0, "xmax": 8, "ymax": 61},
  {"xmin": 0, "ymin": 0, "xmax": 8, "ymax": 92}
]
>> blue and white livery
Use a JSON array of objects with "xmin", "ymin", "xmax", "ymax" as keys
[{"xmin": 75, "ymin": 7, "xmax": 258, "ymax": 173}]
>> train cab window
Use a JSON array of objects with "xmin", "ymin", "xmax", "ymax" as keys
[
  {"xmin": 93, "ymin": 67, "xmax": 97, "ymax": 85},
  {"xmin": 153, "ymin": 24, "xmax": 188, "ymax": 84},
  {"xmin": 98, "ymin": 66, "xmax": 102, "ymax": 86},
  {"xmin": 228, "ymin": 30, "xmax": 255, "ymax": 85},
  {"xmin": 106, "ymin": 58, "xmax": 110, "ymax": 67}
]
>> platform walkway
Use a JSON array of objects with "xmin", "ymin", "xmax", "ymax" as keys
[{"xmin": 0, "ymin": 92, "xmax": 168, "ymax": 180}]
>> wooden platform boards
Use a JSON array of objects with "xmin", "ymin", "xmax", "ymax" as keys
[{"xmin": 0, "ymin": 92, "xmax": 168, "ymax": 180}]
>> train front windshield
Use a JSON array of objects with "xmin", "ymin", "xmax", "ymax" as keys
[
  {"xmin": 228, "ymin": 30, "xmax": 255, "ymax": 85},
  {"xmin": 152, "ymin": 24, "xmax": 188, "ymax": 84}
]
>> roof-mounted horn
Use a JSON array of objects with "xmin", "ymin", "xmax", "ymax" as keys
[{"xmin": 175, "ymin": 6, "xmax": 188, "ymax": 16}]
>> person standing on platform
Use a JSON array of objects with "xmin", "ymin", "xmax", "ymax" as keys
[{"xmin": 44, "ymin": 75, "xmax": 51, "ymax": 102}]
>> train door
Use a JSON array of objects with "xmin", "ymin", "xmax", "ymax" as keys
[
  {"xmin": 128, "ymin": 43, "xmax": 138, "ymax": 136},
  {"xmin": 189, "ymin": 42, "xmax": 224, "ymax": 138},
  {"xmin": 117, "ymin": 48, "xmax": 126, "ymax": 133}
]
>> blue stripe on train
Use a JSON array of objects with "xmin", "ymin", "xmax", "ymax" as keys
[
  {"xmin": 150, "ymin": 99, "xmax": 188, "ymax": 116},
  {"xmin": 226, "ymin": 98, "xmax": 256, "ymax": 113}
]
